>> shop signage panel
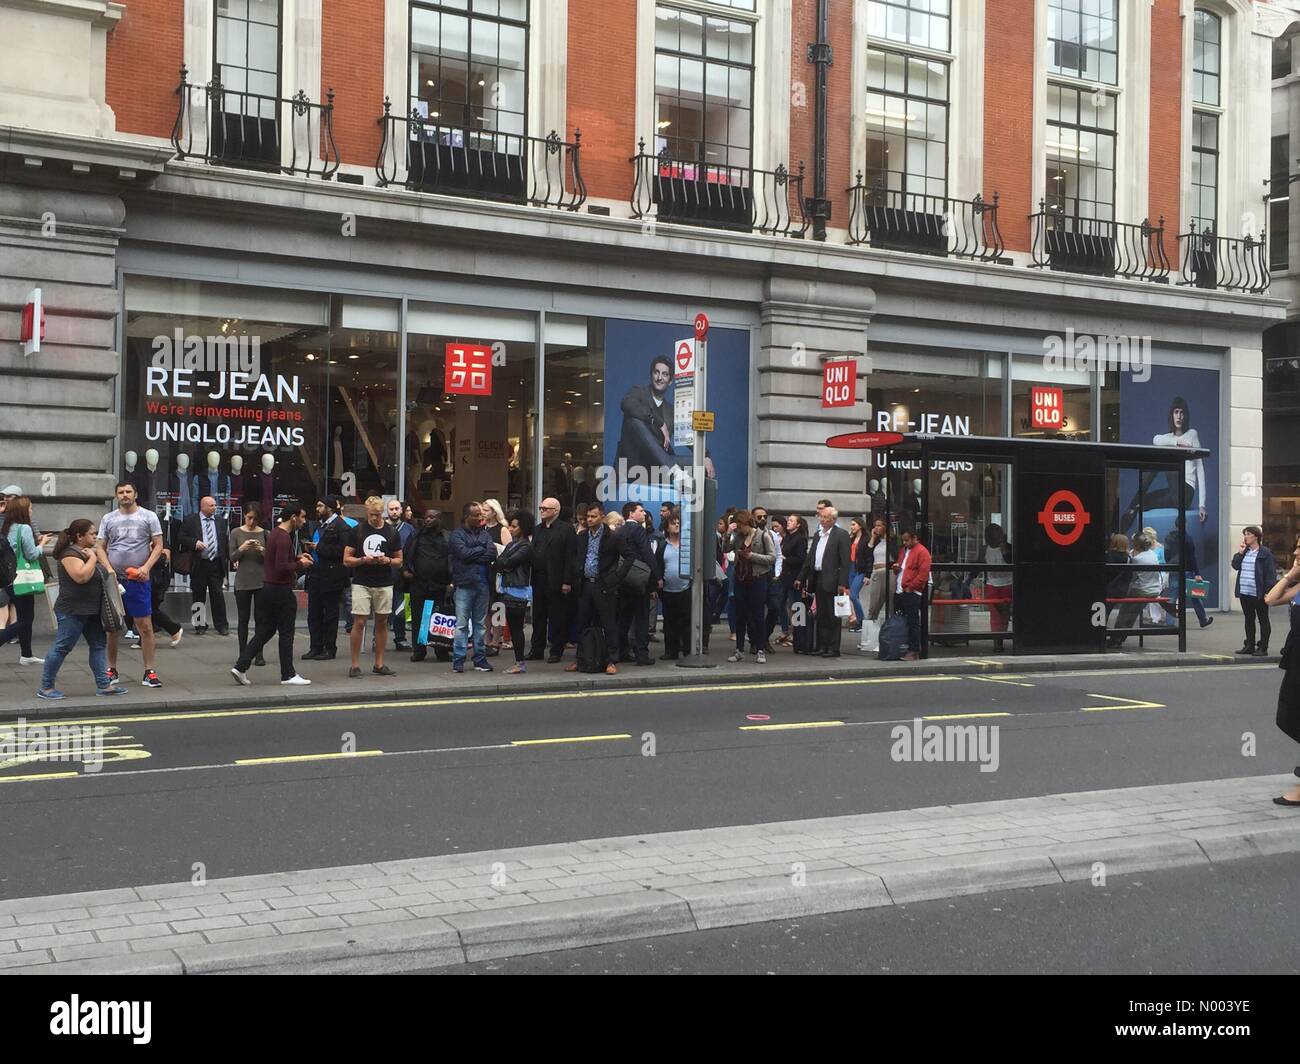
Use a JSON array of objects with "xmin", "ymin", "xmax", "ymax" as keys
[
  {"xmin": 673, "ymin": 338, "xmax": 696, "ymax": 449},
  {"xmin": 1030, "ymin": 386, "xmax": 1064, "ymax": 429},
  {"xmin": 822, "ymin": 360, "xmax": 856, "ymax": 408},
  {"xmin": 445, "ymin": 342, "xmax": 492, "ymax": 396}
]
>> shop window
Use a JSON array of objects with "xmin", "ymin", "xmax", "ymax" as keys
[
  {"xmin": 541, "ymin": 317, "xmax": 605, "ymax": 523},
  {"xmin": 1012, "ymin": 355, "xmax": 1091, "ymax": 440}
]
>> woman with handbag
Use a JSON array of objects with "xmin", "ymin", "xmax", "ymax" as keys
[
  {"xmin": 493, "ymin": 510, "xmax": 534, "ymax": 674},
  {"xmin": 36, "ymin": 519, "xmax": 126, "ymax": 699},
  {"xmin": 846, "ymin": 518, "xmax": 867, "ymax": 632},
  {"xmin": 0, "ymin": 495, "xmax": 50, "ymax": 664},
  {"xmin": 1165, "ymin": 528, "xmax": 1211, "ymax": 629},
  {"xmin": 1264, "ymin": 541, "xmax": 1300, "ymax": 806}
]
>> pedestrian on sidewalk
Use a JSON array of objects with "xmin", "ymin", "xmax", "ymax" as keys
[
  {"xmin": 1264, "ymin": 541, "xmax": 1300, "ymax": 806},
  {"xmin": 796, "ymin": 506, "xmax": 851, "ymax": 658},
  {"xmin": 528, "ymin": 497, "xmax": 576, "ymax": 663},
  {"xmin": 846, "ymin": 517, "xmax": 867, "ymax": 632},
  {"xmin": 1165, "ymin": 527, "xmax": 1211, "ymax": 629},
  {"xmin": 449, "ymin": 501, "xmax": 497, "ymax": 673},
  {"xmin": 405, "ymin": 508, "xmax": 451, "ymax": 663},
  {"xmin": 726, "ymin": 509, "xmax": 775, "ymax": 664},
  {"xmin": 231, "ymin": 503, "xmax": 313, "ymax": 687},
  {"xmin": 144, "ymin": 547, "xmax": 184, "ymax": 649},
  {"xmin": 754, "ymin": 508, "xmax": 786, "ymax": 646},
  {"xmin": 304, "ymin": 496, "xmax": 351, "ymax": 661},
  {"xmin": 228, "ymin": 502, "xmax": 267, "ymax": 665},
  {"xmin": 179, "ymin": 496, "xmax": 230, "ymax": 636},
  {"xmin": 494, "ymin": 510, "xmax": 534, "ymax": 674},
  {"xmin": 95, "ymin": 483, "xmax": 164, "ymax": 689},
  {"xmin": 36, "ymin": 519, "xmax": 126, "ymax": 699},
  {"xmin": 1233, "ymin": 526, "xmax": 1276, "ymax": 657},
  {"xmin": 892, "ymin": 528, "xmax": 932, "ymax": 661},
  {"xmin": 659, "ymin": 512, "xmax": 691, "ymax": 660},
  {"xmin": 614, "ymin": 502, "xmax": 657, "ymax": 666},
  {"xmin": 0, "ymin": 495, "xmax": 51, "ymax": 665},
  {"xmin": 345, "ymin": 496, "xmax": 403, "ymax": 678},
  {"xmin": 566, "ymin": 505, "xmax": 625, "ymax": 675},
  {"xmin": 386, "ymin": 498, "xmax": 416, "ymax": 652},
  {"xmin": 775, "ymin": 514, "xmax": 807, "ymax": 647}
]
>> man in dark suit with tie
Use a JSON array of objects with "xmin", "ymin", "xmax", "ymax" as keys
[
  {"xmin": 179, "ymin": 495, "xmax": 230, "ymax": 635},
  {"xmin": 614, "ymin": 502, "xmax": 660, "ymax": 666},
  {"xmin": 565, "ymin": 504, "xmax": 634, "ymax": 675},
  {"xmin": 796, "ymin": 506, "xmax": 852, "ymax": 657},
  {"xmin": 528, "ymin": 496, "xmax": 579, "ymax": 663}
]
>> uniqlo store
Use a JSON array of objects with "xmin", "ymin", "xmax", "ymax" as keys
[{"xmin": 117, "ymin": 276, "xmax": 1230, "ymax": 606}]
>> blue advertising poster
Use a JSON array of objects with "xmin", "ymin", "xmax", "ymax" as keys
[
  {"xmin": 601, "ymin": 319, "xmax": 750, "ymax": 516},
  {"xmin": 1118, "ymin": 365, "xmax": 1220, "ymax": 593}
]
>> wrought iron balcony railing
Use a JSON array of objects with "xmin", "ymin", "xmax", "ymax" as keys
[
  {"xmin": 171, "ymin": 67, "xmax": 339, "ymax": 179},
  {"xmin": 846, "ymin": 178, "xmax": 1004, "ymax": 261},
  {"xmin": 376, "ymin": 101, "xmax": 586, "ymax": 210},
  {"xmin": 1029, "ymin": 202, "xmax": 1170, "ymax": 282},
  {"xmin": 1177, "ymin": 222, "xmax": 1270, "ymax": 294},
  {"xmin": 630, "ymin": 140, "xmax": 809, "ymax": 238}
]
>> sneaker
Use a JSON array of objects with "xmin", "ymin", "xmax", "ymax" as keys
[
  {"xmin": 394, "ymin": 641, "xmax": 410, "ymax": 652},
  {"xmin": 106, "ymin": 667, "xmax": 120, "ymax": 684},
  {"xmin": 727, "ymin": 652, "xmax": 743, "ymax": 662},
  {"xmin": 1199, "ymin": 617, "xmax": 1214, "ymax": 629},
  {"xmin": 604, "ymin": 663, "xmax": 618, "ymax": 675},
  {"xmin": 473, "ymin": 660, "xmax": 493, "ymax": 672},
  {"xmin": 95, "ymin": 685, "xmax": 127, "ymax": 697},
  {"xmin": 230, "ymin": 667, "xmax": 251, "ymax": 686},
  {"xmin": 506, "ymin": 662, "xmax": 526, "ymax": 674},
  {"xmin": 141, "ymin": 670, "xmax": 162, "ymax": 688},
  {"xmin": 169, "ymin": 630, "xmax": 183, "ymax": 648},
  {"xmin": 36, "ymin": 688, "xmax": 64, "ymax": 700},
  {"xmin": 452, "ymin": 661, "xmax": 465, "ymax": 674},
  {"xmin": 18, "ymin": 656, "xmax": 43, "ymax": 665},
  {"xmin": 281, "ymin": 675, "xmax": 312, "ymax": 686},
  {"xmin": 348, "ymin": 666, "xmax": 362, "ymax": 678},
  {"xmin": 372, "ymin": 665, "xmax": 396, "ymax": 676},
  {"xmin": 756, "ymin": 651, "xmax": 767, "ymax": 664},
  {"xmin": 254, "ymin": 656, "xmax": 266, "ymax": 667},
  {"xmin": 124, "ymin": 630, "xmax": 140, "ymax": 642}
]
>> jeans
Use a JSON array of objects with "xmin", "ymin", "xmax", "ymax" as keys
[
  {"xmin": 765, "ymin": 578, "xmax": 788, "ymax": 638},
  {"xmin": 848, "ymin": 570, "xmax": 866, "ymax": 624},
  {"xmin": 733, "ymin": 576, "xmax": 769, "ymax": 653},
  {"xmin": 1171, "ymin": 575, "xmax": 1208, "ymax": 626},
  {"xmin": 0, "ymin": 592, "xmax": 35, "ymax": 656},
  {"xmin": 453, "ymin": 583, "xmax": 489, "ymax": 663},
  {"xmin": 900, "ymin": 590, "xmax": 925, "ymax": 653},
  {"xmin": 40, "ymin": 612, "xmax": 109, "ymax": 691},
  {"xmin": 235, "ymin": 588, "xmax": 261, "ymax": 657}
]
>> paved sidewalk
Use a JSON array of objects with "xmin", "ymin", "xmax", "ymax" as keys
[
  {"xmin": 3, "ymin": 774, "xmax": 1296, "ymax": 974},
  {"xmin": 0, "ymin": 605, "xmax": 1269, "ymax": 721}
]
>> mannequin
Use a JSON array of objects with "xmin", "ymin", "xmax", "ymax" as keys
[
  {"xmin": 253, "ymin": 453, "xmax": 275, "ymax": 522},
  {"xmin": 868, "ymin": 478, "xmax": 886, "ymax": 521},
  {"xmin": 175, "ymin": 453, "xmax": 197, "ymax": 520},
  {"xmin": 906, "ymin": 477, "xmax": 924, "ymax": 531},
  {"xmin": 134, "ymin": 448, "xmax": 159, "ymax": 508},
  {"xmin": 202, "ymin": 450, "xmax": 231, "ymax": 506},
  {"xmin": 229, "ymin": 454, "xmax": 245, "ymax": 502},
  {"xmin": 124, "ymin": 450, "xmax": 137, "ymax": 473}
]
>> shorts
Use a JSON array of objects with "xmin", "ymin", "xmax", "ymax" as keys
[
  {"xmin": 351, "ymin": 584, "xmax": 393, "ymax": 617},
  {"xmin": 121, "ymin": 578, "xmax": 152, "ymax": 618}
]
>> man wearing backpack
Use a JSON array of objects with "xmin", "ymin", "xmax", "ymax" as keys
[{"xmin": 566, "ymin": 504, "xmax": 629, "ymax": 675}]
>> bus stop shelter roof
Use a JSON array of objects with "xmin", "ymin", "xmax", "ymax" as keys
[{"xmin": 884, "ymin": 434, "xmax": 1210, "ymax": 465}]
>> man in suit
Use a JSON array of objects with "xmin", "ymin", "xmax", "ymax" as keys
[
  {"xmin": 304, "ymin": 495, "xmax": 353, "ymax": 660},
  {"xmin": 614, "ymin": 502, "xmax": 660, "ymax": 666},
  {"xmin": 565, "ymin": 505, "xmax": 633, "ymax": 675},
  {"xmin": 528, "ymin": 496, "xmax": 578, "ymax": 663},
  {"xmin": 796, "ymin": 505, "xmax": 852, "ymax": 657},
  {"xmin": 179, "ymin": 495, "xmax": 230, "ymax": 635}
]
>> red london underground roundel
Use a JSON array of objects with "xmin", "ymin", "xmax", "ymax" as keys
[{"xmin": 1037, "ymin": 489, "xmax": 1092, "ymax": 547}]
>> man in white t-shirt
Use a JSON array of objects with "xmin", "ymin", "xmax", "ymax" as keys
[{"xmin": 95, "ymin": 481, "xmax": 165, "ymax": 689}]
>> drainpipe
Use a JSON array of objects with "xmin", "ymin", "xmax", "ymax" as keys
[{"xmin": 807, "ymin": 0, "xmax": 833, "ymax": 241}]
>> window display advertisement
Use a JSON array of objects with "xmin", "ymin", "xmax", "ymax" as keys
[
  {"xmin": 1117, "ymin": 365, "xmax": 1221, "ymax": 592},
  {"xmin": 601, "ymin": 319, "xmax": 750, "ymax": 513}
]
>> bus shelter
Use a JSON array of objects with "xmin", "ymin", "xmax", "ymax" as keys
[{"xmin": 875, "ymin": 434, "xmax": 1210, "ymax": 657}]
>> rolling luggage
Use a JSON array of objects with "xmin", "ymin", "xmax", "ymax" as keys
[
  {"xmin": 878, "ymin": 613, "xmax": 909, "ymax": 661},
  {"xmin": 792, "ymin": 592, "xmax": 818, "ymax": 654}
]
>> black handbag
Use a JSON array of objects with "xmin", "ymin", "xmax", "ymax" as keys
[
  {"xmin": 99, "ymin": 565, "xmax": 125, "ymax": 633},
  {"xmin": 623, "ymin": 559, "xmax": 652, "ymax": 593}
]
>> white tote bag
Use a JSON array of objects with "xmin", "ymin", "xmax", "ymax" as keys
[
  {"xmin": 859, "ymin": 619, "xmax": 880, "ymax": 652},
  {"xmin": 833, "ymin": 594, "xmax": 852, "ymax": 618}
]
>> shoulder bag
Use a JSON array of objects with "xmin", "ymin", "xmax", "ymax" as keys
[{"xmin": 100, "ymin": 565, "xmax": 125, "ymax": 633}]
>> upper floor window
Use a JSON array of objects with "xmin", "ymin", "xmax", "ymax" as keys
[
  {"xmin": 866, "ymin": 0, "xmax": 950, "ymax": 52},
  {"xmin": 654, "ymin": 2, "xmax": 756, "ymax": 171},
  {"xmin": 864, "ymin": 51, "xmax": 949, "ymax": 201},
  {"xmin": 1192, "ymin": 9, "xmax": 1220, "ymax": 106},
  {"xmin": 214, "ymin": 0, "xmax": 283, "ymax": 166},
  {"xmin": 1045, "ymin": 83, "xmax": 1116, "ymax": 221},
  {"xmin": 409, "ymin": 0, "xmax": 528, "ymax": 140},
  {"xmin": 1048, "ymin": 0, "xmax": 1117, "ymax": 85},
  {"xmin": 1274, "ymin": 36, "xmax": 1293, "ymax": 81}
]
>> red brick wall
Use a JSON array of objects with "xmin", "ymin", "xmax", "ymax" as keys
[
  {"xmin": 790, "ymin": 1, "xmax": 852, "ymax": 235},
  {"xmin": 567, "ymin": 0, "xmax": 637, "ymax": 203},
  {"xmin": 983, "ymin": 0, "xmax": 1036, "ymax": 251},
  {"xmin": 1148, "ymin": 0, "xmax": 1183, "ymax": 237},
  {"xmin": 322, "ymin": 0, "xmax": 386, "ymax": 167},
  {"xmin": 106, "ymin": 0, "xmax": 184, "ymax": 138}
]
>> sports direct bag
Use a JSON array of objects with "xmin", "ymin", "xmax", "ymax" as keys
[
  {"xmin": 878, "ymin": 613, "xmax": 909, "ymax": 661},
  {"xmin": 577, "ymin": 626, "xmax": 606, "ymax": 673},
  {"xmin": 1188, "ymin": 577, "xmax": 1210, "ymax": 599}
]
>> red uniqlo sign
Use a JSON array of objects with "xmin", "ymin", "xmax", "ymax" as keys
[
  {"xmin": 445, "ymin": 342, "xmax": 492, "ymax": 396},
  {"xmin": 1030, "ymin": 386, "xmax": 1063, "ymax": 429},
  {"xmin": 821, "ymin": 360, "xmax": 856, "ymax": 409}
]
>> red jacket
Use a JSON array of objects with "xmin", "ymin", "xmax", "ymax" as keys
[{"xmin": 895, "ymin": 542, "xmax": 932, "ymax": 594}]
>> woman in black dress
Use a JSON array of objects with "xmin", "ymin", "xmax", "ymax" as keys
[{"xmin": 1264, "ymin": 535, "xmax": 1300, "ymax": 806}]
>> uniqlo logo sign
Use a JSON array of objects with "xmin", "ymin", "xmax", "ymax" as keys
[
  {"xmin": 821, "ymin": 360, "xmax": 856, "ymax": 409},
  {"xmin": 1030, "ymin": 386, "xmax": 1063, "ymax": 429},
  {"xmin": 445, "ymin": 343, "xmax": 492, "ymax": 396}
]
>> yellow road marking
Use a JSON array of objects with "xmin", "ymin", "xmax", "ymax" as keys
[
  {"xmin": 922, "ymin": 712, "xmax": 1013, "ymax": 721},
  {"xmin": 739, "ymin": 721, "xmax": 845, "ymax": 732},
  {"xmin": 1199, "ymin": 654, "xmax": 1234, "ymax": 663},
  {"xmin": 1081, "ymin": 694, "xmax": 1165, "ymax": 712},
  {"xmin": 510, "ymin": 734, "xmax": 632, "ymax": 747},
  {"xmin": 28, "ymin": 675, "xmax": 962, "ymax": 730},
  {"xmin": 234, "ymin": 750, "xmax": 384, "ymax": 766},
  {"xmin": 965, "ymin": 675, "xmax": 1035, "ymax": 687},
  {"xmin": 963, "ymin": 658, "xmax": 1005, "ymax": 669},
  {"xmin": 0, "ymin": 771, "xmax": 80, "ymax": 783}
]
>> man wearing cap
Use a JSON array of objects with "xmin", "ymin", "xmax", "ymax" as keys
[{"xmin": 304, "ymin": 495, "xmax": 352, "ymax": 660}]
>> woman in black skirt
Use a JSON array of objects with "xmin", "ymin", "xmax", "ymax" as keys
[{"xmin": 1264, "ymin": 535, "xmax": 1300, "ymax": 806}]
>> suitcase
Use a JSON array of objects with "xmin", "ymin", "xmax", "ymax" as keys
[{"xmin": 792, "ymin": 592, "xmax": 818, "ymax": 654}]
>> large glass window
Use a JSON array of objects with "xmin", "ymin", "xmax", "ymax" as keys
[
  {"xmin": 1012, "ymin": 355, "xmax": 1092, "ymax": 440},
  {"xmin": 1272, "ymin": 134, "xmax": 1290, "ymax": 271},
  {"xmin": 654, "ymin": 2, "xmax": 755, "ymax": 170},
  {"xmin": 1045, "ymin": 83, "xmax": 1116, "ymax": 222},
  {"xmin": 213, "ymin": 0, "xmax": 282, "ymax": 165},
  {"xmin": 409, "ymin": 0, "xmax": 528, "ymax": 141},
  {"xmin": 1048, "ymin": 0, "xmax": 1118, "ymax": 85},
  {"xmin": 866, "ymin": 0, "xmax": 950, "ymax": 51},
  {"xmin": 864, "ymin": 50, "xmax": 949, "ymax": 199},
  {"xmin": 1192, "ymin": 9, "xmax": 1220, "ymax": 106},
  {"xmin": 1191, "ymin": 111, "xmax": 1218, "ymax": 233},
  {"xmin": 1274, "ymin": 35, "xmax": 1293, "ymax": 80}
]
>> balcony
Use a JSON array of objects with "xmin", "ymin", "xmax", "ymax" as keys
[
  {"xmin": 1030, "ymin": 202, "xmax": 1170, "ymax": 283},
  {"xmin": 376, "ymin": 101, "xmax": 586, "ymax": 211},
  {"xmin": 846, "ymin": 178, "xmax": 1005, "ymax": 261},
  {"xmin": 1177, "ymin": 222, "xmax": 1270, "ymax": 294},
  {"xmin": 630, "ymin": 141, "xmax": 809, "ymax": 238},
  {"xmin": 171, "ymin": 67, "xmax": 339, "ymax": 179}
]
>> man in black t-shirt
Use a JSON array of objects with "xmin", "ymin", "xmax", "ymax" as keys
[{"xmin": 343, "ymin": 496, "xmax": 403, "ymax": 678}]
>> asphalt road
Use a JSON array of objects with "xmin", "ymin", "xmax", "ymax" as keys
[
  {"xmin": 0, "ymin": 663, "xmax": 1294, "ymax": 899},
  {"xmin": 446, "ymin": 852, "xmax": 1300, "ymax": 975}
]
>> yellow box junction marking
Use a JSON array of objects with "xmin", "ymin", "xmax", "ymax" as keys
[{"xmin": 1080, "ymin": 694, "xmax": 1165, "ymax": 712}]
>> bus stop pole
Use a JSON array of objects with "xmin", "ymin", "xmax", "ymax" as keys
[{"xmin": 679, "ymin": 314, "xmax": 716, "ymax": 669}]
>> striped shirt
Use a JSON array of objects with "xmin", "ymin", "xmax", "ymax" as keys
[{"xmin": 1240, "ymin": 548, "xmax": 1258, "ymax": 597}]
